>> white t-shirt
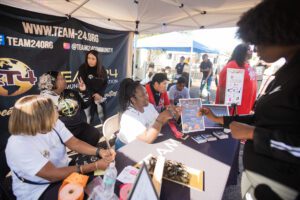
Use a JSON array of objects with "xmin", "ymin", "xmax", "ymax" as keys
[
  {"xmin": 168, "ymin": 85, "xmax": 190, "ymax": 105},
  {"xmin": 117, "ymin": 104, "xmax": 159, "ymax": 144},
  {"xmin": 5, "ymin": 119, "xmax": 73, "ymax": 200}
]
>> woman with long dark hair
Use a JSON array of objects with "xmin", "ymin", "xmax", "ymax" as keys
[
  {"xmin": 79, "ymin": 50, "xmax": 108, "ymax": 123},
  {"xmin": 215, "ymin": 43, "xmax": 257, "ymax": 114},
  {"xmin": 115, "ymin": 78, "xmax": 178, "ymax": 150}
]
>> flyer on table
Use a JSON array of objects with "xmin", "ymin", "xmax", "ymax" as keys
[{"xmin": 180, "ymin": 98, "xmax": 205, "ymax": 133}]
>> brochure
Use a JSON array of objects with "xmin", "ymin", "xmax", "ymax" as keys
[{"xmin": 179, "ymin": 98, "xmax": 205, "ymax": 133}]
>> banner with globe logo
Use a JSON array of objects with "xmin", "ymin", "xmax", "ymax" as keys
[{"xmin": 0, "ymin": 4, "xmax": 130, "ymax": 148}]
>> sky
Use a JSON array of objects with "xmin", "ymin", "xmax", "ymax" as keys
[{"xmin": 190, "ymin": 27, "xmax": 242, "ymax": 54}]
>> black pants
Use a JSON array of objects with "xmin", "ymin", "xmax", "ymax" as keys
[
  {"xmin": 38, "ymin": 181, "xmax": 62, "ymax": 200},
  {"xmin": 39, "ymin": 159, "xmax": 93, "ymax": 200},
  {"xmin": 68, "ymin": 123, "xmax": 102, "ymax": 146},
  {"xmin": 39, "ymin": 174, "xmax": 94, "ymax": 200}
]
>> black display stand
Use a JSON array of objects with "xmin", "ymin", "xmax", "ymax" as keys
[{"xmin": 231, "ymin": 103, "xmax": 238, "ymax": 116}]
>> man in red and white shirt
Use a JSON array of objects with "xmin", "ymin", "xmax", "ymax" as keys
[{"xmin": 145, "ymin": 73, "xmax": 170, "ymax": 113}]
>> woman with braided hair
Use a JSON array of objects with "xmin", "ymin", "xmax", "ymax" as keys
[{"xmin": 115, "ymin": 78, "xmax": 179, "ymax": 150}]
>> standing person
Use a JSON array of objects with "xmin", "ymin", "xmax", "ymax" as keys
[
  {"xmin": 165, "ymin": 66, "xmax": 173, "ymax": 81},
  {"xmin": 38, "ymin": 71, "xmax": 101, "ymax": 146},
  {"xmin": 199, "ymin": 54, "xmax": 213, "ymax": 97},
  {"xmin": 79, "ymin": 50, "xmax": 108, "ymax": 124},
  {"xmin": 140, "ymin": 62, "xmax": 155, "ymax": 85},
  {"xmin": 145, "ymin": 73, "xmax": 170, "ymax": 113},
  {"xmin": 215, "ymin": 44, "xmax": 257, "ymax": 115},
  {"xmin": 168, "ymin": 77, "xmax": 190, "ymax": 105},
  {"xmin": 175, "ymin": 56, "xmax": 186, "ymax": 76},
  {"xmin": 200, "ymin": 0, "xmax": 300, "ymax": 199},
  {"xmin": 5, "ymin": 95, "xmax": 116, "ymax": 200}
]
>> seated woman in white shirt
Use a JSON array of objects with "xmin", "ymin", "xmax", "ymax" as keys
[
  {"xmin": 5, "ymin": 95, "xmax": 116, "ymax": 200},
  {"xmin": 115, "ymin": 78, "xmax": 179, "ymax": 150}
]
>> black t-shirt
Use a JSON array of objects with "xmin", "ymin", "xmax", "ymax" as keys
[
  {"xmin": 42, "ymin": 89, "xmax": 91, "ymax": 129},
  {"xmin": 200, "ymin": 60, "xmax": 212, "ymax": 78},
  {"xmin": 175, "ymin": 63, "xmax": 185, "ymax": 74},
  {"xmin": 60, "ymin": 90, "xmax": 85, "ymax": 128},
  {"xmin": 78, "ymin": 64, "xmax": 108, "ymax": 96}
]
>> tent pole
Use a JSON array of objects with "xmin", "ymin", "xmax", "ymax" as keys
[
  {"xmin": 68, "ymin": 0, "xmax": 90, "ymax": 16},
  {"xmin": 132, "ymin": 34, "xmax": 138, "ymax": 80},
  {"xmin": 188, "ymin": 42, "xmax": 193, "ymax": 89}
]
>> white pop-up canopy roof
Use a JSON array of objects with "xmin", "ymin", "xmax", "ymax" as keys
[
  {"xmin": 1, "ymin": 0, "xmax": 260, "ymax": 33},
  {"xmin": 137, "ymin": 32, "xmax": 219, "ymax": 53}
]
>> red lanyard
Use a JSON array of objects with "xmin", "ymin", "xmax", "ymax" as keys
[{"xmin": 168, "ymin": 121, "xmax": 183, "ymax": 139}]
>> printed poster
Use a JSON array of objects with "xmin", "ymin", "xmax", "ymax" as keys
[
  {"xmin": 179, "ymin": 98, "xmax": 205, "ymax": 133},
  {"xmin": 225, "ymin": 68, "xmax": 245, "ymax": 105}
]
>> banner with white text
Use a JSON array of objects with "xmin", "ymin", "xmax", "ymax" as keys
[{"xmin": 0, "ymin": 4, "xmax": 130, "ymax": 149}]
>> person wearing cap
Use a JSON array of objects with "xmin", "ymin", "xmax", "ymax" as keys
[{"xmin": 145, "ymin": 73, "xmax": 170, "ymax": 113}]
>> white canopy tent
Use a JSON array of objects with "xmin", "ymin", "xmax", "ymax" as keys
[
  {"xmin": 1, "ymin": 0, "xmax": 260, "ymax": 78},
  {"xmin": 137, "ymin": 32, "xmax": 219, "ymax": 53},
  {"xmin": 137, "ymin": 32, "xmax": 219, "ymax": 87},
  {"xmin": 1, "ymin": 0, "xmax": 260, "ymax": 34}
]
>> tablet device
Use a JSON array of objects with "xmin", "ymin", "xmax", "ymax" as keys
[{"xmin": 202, "ymin": 104, "xmax": 229, "ymax": 129}]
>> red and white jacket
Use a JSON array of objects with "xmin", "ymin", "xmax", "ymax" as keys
[{"xmin": 145, "ymin": 83, "xmax": 170, "ymax": 113}]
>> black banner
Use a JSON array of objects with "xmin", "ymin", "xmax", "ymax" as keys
[{"xmin": 0, "ymin": 4, "xmax": 130, "ymax": 149}]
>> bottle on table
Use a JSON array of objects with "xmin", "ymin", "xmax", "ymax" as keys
[{"xmin": 102, "ymin": 162, "xmax": 118, "ymax": 200}]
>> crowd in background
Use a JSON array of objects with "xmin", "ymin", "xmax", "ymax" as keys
[{"xmin": 2, "ymin": 0, "xmax": 300, "ymax": 199}]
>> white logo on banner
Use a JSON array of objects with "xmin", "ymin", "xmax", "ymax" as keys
[{"xmin": 156, "ymin": 139, "xmax": 180, "ymax": 156}]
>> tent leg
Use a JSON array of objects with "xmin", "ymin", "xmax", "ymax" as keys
[
  {"xmin": 132, "ymin": 34, "xmax": 138, "ymax": 79},
  {"xmin": 188, "ymin": 44, "xmax": 193, "ymax": 89}
]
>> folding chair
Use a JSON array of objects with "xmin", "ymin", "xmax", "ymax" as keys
[{"xmin": 102, "ymin": 114, "xmax": 120, "ymax": 147}]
